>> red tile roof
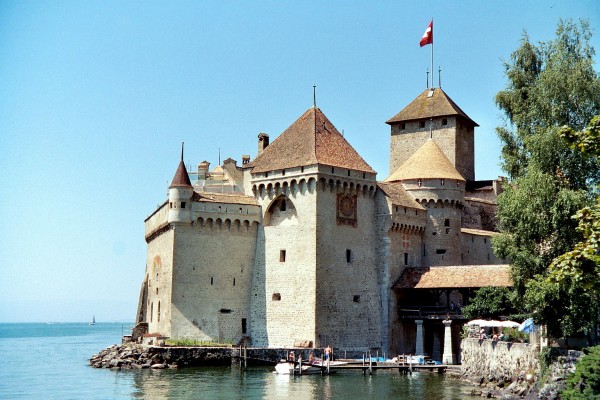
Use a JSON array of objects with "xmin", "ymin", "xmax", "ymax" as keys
[
  {"xmin": 170, "ymin": 160, "xmax": 192, "ymax": 188},
  {"xmin": 377, "ymin": 182, "xmax": 425, "ymax": 210},
  {"xmin": 385, "ymin": 139, "xmax": 465, "ymax": 182},
  {"xmin": 386, "ymin": 88, "xmax": 478, "ymax": 126},
  {"xmin": 394, "ymin": 265, "xmax": 512, "ymax": 289},
  {"xmin": 246, "ymin": 107, "xmax": 375, "ymax": 174}
]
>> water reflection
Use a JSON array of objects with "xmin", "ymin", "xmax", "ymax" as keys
[{"xmin": 128, "ymin": 366, "xmax": 472, "ymax": 400}]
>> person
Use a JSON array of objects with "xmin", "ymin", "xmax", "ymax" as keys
[
  {"xmin": 479, "ymin": 328, "xmax": 486, "ymax": 340},
  {"xmin": 309, "ymin": 352, "xmax": 315, "ymax": 364},
  {"xmin": 288, "ymin": 351, "xmax": 295, "ymax": 362},
  {"xmin": 450, "ymin": 301, "xmax": 456, "ymax": 312},
  {"xmin": 498, "ymin": 332, "xmax": 505, "ymax": 341},
  {"xmin": 324, "ymin": 346, "xmax": 332, "ymax": 362}
]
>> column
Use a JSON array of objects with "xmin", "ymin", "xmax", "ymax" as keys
[
  {"xmin": 415, "ymin": 319, "xmax": 424, "ymax": 355},
  {"xmin": 442, "ymin": 319, "xmax": 456, "ymax": 364}
]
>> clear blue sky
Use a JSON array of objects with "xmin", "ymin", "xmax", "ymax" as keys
[{"xmin": 1, "ymin": 1, "xmax": 598, "ymax": 322}]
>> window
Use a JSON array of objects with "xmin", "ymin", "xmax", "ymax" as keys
[
  {"xmin": 363, "ymin": 172, "xmax": 366, "ymax": 179},
  {"xmin": 419, "ymin": 120, "xmax": 425, "ymax": 128},
  {"xmin": 211, "ymin": 277, "xmax": 214, "ymax": 285},
  {"xmin": 280, "ymin": 250, "xmax": 286, "ymax": 262},
  {"xmin": 265, "ymin": 172, "xmax": 269, "ymax": 178},
  {"xmin": 157, "ymin": 302, "xmax": 161, "ymax": 322},
  {"xmin": 181, "ymin": 202, "xmax": 186, "ymax": 208},
  {"xmin": 446, "ymin": 228, "xmax": 450, "ymax": 234},
  {"xmin": 272, "ymin": 293, "xmax": 281, "ymax": 301},
  {"xmin": 404, "ymin": 253, "xmax": 408, "ymax": 266},
  {"xmin": 233, "ymin": 278, "xmax": 236, "ymax": 286},
  {"xmin": 444, "ymin": 219, "xmax": 450, "ymax": 227},
  {"xmin": 442, "ymin": 118, "xmax": 448, "ymax": 126},
  {"xmin": 331, "ymin": 167, "xmax": 335, "ymax": 174},
  {"xmin": 301, "ymin": 166, "xmax": 304, "ymax": 173},
  {"xmin": 220, "ymin": 308, "xmax": 232, "ymax": 314},
  {"xmin": 347, "ymin": 170, "xmax": 351, "ymax": 177},
  {"xmin": 484, "ymin": 238, "xmax": 487, "ymax": 243},
  {"xmin": 400, "ymin": 123, "xmax": 406, "ymax": 130},
  {"xmin": 440, "ymin": 179, "xmax": 445, "ymax": 186},
  {"xmin": 169, "ymin": 202, "xmax": 173, "ymax": 209},
  {"xmin": 353, "ymin": 295, "xmax": 361, "ymax": 303},
  {"xmin": 282, "ymin": 169, "xmax": 285, "ymax": 176},
  {"xmin": 156, "ymin": 287, "xmax": 159, "ymax": 295},
  {"xmin": 346, "ymin": 249, "xmax": 352, "ymax": 263},
  {"xmin": 417, "ymin": 179, "xmax": 422, "ymax": 187},
  {"xmin": 436, "ymin": 249, "xmax": 447, "ymax": 255},
  {"xmin": 150, "ymin": 303, "xmax": 153, "ymax": 322},
  {"xmin": 242, "ymin": 318, "xmax": 247, "ymax": 334}
]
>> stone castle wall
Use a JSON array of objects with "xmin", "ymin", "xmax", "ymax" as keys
[
  {"xmin": 251, "ymin": 177, "xmax": 318, "ymax": 347},
  {"xmin": 170, "ymin": 216, "xmax": 259, "ymax": 344},
  {"xmin": 144, "ymin": 228, "xmax": 174, "ymax": 336},
  {"xmin": 315, "ymin": 178, "xmax": 382, "ymax": 350},
  {"xmin": 461, "ymin": 338, "xmax": 539, "ymax": 383},
  {"xmin": 461, "ymin": 232, "xmax": 503, "ymax": 265}
]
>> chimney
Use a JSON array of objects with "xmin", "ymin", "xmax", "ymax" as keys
[
  {"xmin": 197, "ymin": 161, "xmax": 210, "ymax": 180},
  {"xmin": 242, "ymin": 155, "xmax": 250, "ymax": 165},
  {"xmin": 258, "ymin": 133, "xmax": 269, "ymax": 155}
]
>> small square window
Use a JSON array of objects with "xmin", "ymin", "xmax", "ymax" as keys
[
  {"xmin": 181, "ymin": 202, "xmax": 186, "ymax": 209},
  {"xmin": 442, "ymin": 118, "xmax": 448, "ymax": 126},
  {"xmin": 400, "ymin": 123, "xmax": 406, "ymax": 130},
  {"xmin": 353, "ymin": 295, "xmax": 361, "ymax": 303},
  {"xmin": 280, "ymin": 250, "xmax": 286, "ymax": 262},
  {"xmin": 272, "ymin": 293, "xmax": 281, "ymax": 301},
  {"xmin": 419, "ymin": 121, "xmax": 425, "ymax": 128},
  {"xmin": 346, "ymin": 249, "xmax": 352, "ymax": 263}
]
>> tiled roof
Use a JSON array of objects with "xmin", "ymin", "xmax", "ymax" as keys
[
  {"xmin": 193, "ymin": 191, "xmax": 259, "ymax": 206},
  {"xmin": 394, "ymin": 265, "xmax": 512, "ymax": 289},
  {"xmin": 385, "ymin": 139, "xmax": 465, "ymax": 182},
  {"xmin": 461, "ymin": 228, "xmax": 498, "ymax": 236},
  {"xmin": 170, "ymin": 160, "xmax": 192, "ymax": 188},
  {"xmin": 386, "ymin": 88, "xmax": 478, "ymax": 126},
  {"xmin": 377, "ymin": 182, "xmax": 425, "ymax": 210},
  {"xmin": 246, "ymin": 107, "xmax": 375, "ymax": 174}
]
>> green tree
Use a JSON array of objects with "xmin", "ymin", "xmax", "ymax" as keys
[
  {"xmin": 493, "ymin": 19, "xmax": 600, "ymax": 337},
  {"xmin": 560, "ymin": 346, "xmax": 600, "ymax": 399},
  {"xmin": 462, "ymin": 286, "xmax": 523, "ymax": 320}
]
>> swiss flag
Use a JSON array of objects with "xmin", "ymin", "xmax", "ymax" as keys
[{"xmin": 420, "ymin": 20, "xmax": 433, "ymax": 47}]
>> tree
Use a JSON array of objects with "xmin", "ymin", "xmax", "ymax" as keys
[
  {"xmin": 560, "ymin": 345, "xmax": 600, "ymax": 399},
  {"xmin": 493, "ymin": 19, "xmax": 600, "ymax": 337},
  {"xmin": 462, "ymin": 286, "xmax": 524, "ymax": 321}
]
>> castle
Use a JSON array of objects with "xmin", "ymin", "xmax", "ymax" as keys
[{"xmin": 135, "ymin": 87, "xmax": 511, "ymax": 362}]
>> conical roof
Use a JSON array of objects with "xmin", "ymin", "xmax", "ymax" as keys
[
  {"xmin": 385, "ymin": 139, "xmax": 465, "ymax": 182},
  {"xmin": 245, "ymin": 107, "xmax": 375, "ymax": 174},
  {"xmin": 170, "ymin": 160, "xmax": 192, "ymax": 188},
  {"xmin": 386, "ymin": 88, "xmax": 478, "ymax": 126}
]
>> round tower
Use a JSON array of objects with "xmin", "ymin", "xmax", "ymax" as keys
[
  {"xmin": 385, "ymin": 139, "xmax": 465, "ymax": 266},
  {"xmin": 168, "ymin": 145, "xmax": 194, "ymax": 224}
]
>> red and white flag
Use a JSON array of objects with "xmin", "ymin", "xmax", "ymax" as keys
[{"xmin": 420, "ymin": 20, "xmax": 433, "ymax": 47}]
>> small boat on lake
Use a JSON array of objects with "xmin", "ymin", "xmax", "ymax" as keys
[
  {"xmin": 89, "ymin": 316, "xmax": 96, "ymax": 326},
  {"xmin": 274, "ymin": 359, "xmax": 348, "ymax": 375}
]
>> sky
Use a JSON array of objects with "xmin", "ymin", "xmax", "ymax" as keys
[{"xmin": 1, "ymin": 1, "xmax": 598, "ymax": 323}]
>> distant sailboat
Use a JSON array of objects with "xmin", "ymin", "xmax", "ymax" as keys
[{"xmin": 89, "ymin": 316, "xmax": 96, "ymax": 326}]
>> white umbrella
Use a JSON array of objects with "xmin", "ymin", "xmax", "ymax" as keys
[
  {"xmin": 498, "ymin": 320, "xmax": 520, "ymax": 328},
  {"xmin": 467, "ymin": 319, "xmax": 501, "ymax": 327}
]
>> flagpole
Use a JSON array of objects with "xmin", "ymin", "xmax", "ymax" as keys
[{"xmin": 431, "ymin": 19, "xmax": 434, "ymax": 88}]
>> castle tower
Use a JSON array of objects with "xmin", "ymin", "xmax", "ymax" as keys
[
  {"xmin": 387, "ymin": 88, "xmax": 478, "ymax": 181},
  {"xmin": 168, "ymin": 148, "xmax": 194, "ymax": 224},
  {"xmin": 386, "ymin": 139, "xmax": 465, "ymax": 266},
  {"xmin": 244, "ymin": 107, "xmax": 382, "ymax": 349}
]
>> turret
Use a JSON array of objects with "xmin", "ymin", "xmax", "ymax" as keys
[
  {"xmin": 385, "ymin": 140, "xmax": 465, "ymax": 266},
  {"xmin": 168, "ymin": 145, "xmax": 194, "ymax": 224}
]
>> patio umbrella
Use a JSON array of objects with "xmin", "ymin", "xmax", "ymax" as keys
[{"xmin": 498, "ymin": 320, "xmax": 520, "ymax": 328}]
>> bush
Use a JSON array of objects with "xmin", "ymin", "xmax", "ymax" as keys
[{"xmin": 560, "ymin": 346, "xmax": 600, "ymax": 399}]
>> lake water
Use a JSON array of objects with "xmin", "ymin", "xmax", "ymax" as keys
[{"xmin": 0, "ymin": 323, "xmax": 474, "ymax": 399}]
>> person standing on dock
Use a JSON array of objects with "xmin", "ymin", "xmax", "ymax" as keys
[{"xmin": 324, "ymin": 346, "xmax": 332, "ymax": 361}]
